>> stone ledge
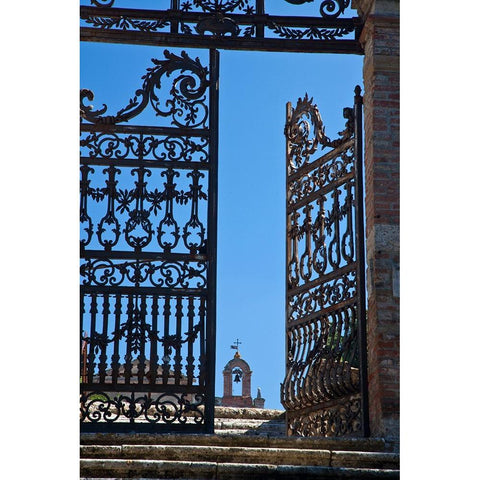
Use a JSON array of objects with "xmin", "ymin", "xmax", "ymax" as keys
[
  {"xmin": 81, "ymin": 444, "xmax": 399, "ymax": 469},
  {"xmin": 80, "ymin": 433, "xmax": 387, "ymax": 452},
  {"xmin": 214, "ymin": 406, "xmax": 285, "ymax": 420},
  {"xmin": 80, "ymin": 459, "xmax": 400, "ymax": 479}
]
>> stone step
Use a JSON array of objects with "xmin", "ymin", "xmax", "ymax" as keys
[
  {"xmin": 81, "ymin": 444, "xmax": 399, "ymax": 469},
  {"xmin": 81, "ymin": 433, "xmax": 388, "ymax": 452},
  {"xmin": 80, "ymin": 459, "xmax": 400, "ymax": 479},
  {"xmin": 214, "ymin": 419, "xmax": 285, "ymax": 429},
  {"xmin": 215, "ymin": 428, "xmax": 278, "ymax": 436},
  {"xmin": 214, "ymin": 407, "xmax": 285, "ymax": 420},
  {"xmin": 214, "ymin": 419, "xmax": 285, "ymax": 435}
]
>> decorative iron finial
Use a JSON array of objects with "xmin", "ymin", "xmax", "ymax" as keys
[{"xmin": 354, "ymin": 85, "xmax": 363, "ymax": 105}]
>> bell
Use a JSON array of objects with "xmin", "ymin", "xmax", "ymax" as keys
[{"xmin": 234, "ymin": 373, "xmax": 241, "ymax": 383}]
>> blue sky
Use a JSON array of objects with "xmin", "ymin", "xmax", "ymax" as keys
[
  {"xmin": 80, "ymin": 41, "xmax": 363, "ymax": 408},
  {"xmin": 79, "ymin": 0, "xmax": 364, "ymax": 408}
]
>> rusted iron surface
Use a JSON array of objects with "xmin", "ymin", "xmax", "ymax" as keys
[{"xmin": 281, "ymin": 88, "xmax": 368, "ymax": 437}]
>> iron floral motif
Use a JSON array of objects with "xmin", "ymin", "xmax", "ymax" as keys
[
  {"xmin": 80, "ymin": 391, "xmax": 205, "ymax": 425},
  {"xmin": 266, "ymin": 23, "xmax": 353, "ymax": 40},
  {"xmin": 81, "ymin": 132, "xmax": 209, "ymax": 163},
  {"xmin": 287, "ymin": 147, "xmax": 354, "ymax": 207},
  {"xmin": 184, "ymin": 0, "xmax": 253, "ymax": 13},
  {"xmin": 287, "ymin": 182, "xmax": 356, "ymax": 288},
  {"xmin": 287, "ymin": 272, "xmax": 357, "ymax": 320},
  {"xmin": 87, "ymin": 0, "xmax": 351, "ymax": 19},
  {"xmin": 285, "ymin": 94, "xmax": 327, "ymax": 172},
  {"xmin": 79, "ymin": 163, "xmax": 208, "ymax": 254},
  {"xmin": 286, "ymin": 94, "xmax": 355, "ymax": 174},
  {"xmin": 80, "ymin": 50, "xmax": 209, "ymax": 128},
  {"xmin": 80, "ymin": 259, "xmax": 208, "ymax": 289},
  {"xmin": 84, "ymin": 15, "xmax": 169, "ymax": 32}
]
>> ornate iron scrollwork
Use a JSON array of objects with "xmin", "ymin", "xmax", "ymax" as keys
[
  {"xmin": 187, "ymin": 1, "xmax": 253, "ymax": 13},
  {"xmin": 80, "ymin": 49, "xmax": 217, "ymax": 433},
  {"xmin": 81, "ymin": 391, "xmax": 205, "ymax": 425},
  {"xmin": 282, "ymin": 90, "xmax": 366, "ymax": 437},
  {"xmin": 80, "ymin": 0, "xmax": 361, "ymax": 52},
  {"xmin": 319, "ymin": 0, "xmax": 351, "ymax": 18},
  {"xmin": 81, "ymin": 50, "xmax": 209, "ymax": 127}
]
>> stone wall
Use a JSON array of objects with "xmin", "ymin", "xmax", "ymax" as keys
[{"xmin": 353, "ymin": 0, "xmax": 400, "ymax": 440}]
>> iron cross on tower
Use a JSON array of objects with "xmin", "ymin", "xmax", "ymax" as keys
[{"xmin": 230, "ymin": 339, "xmax": 242, "ymax": 351}]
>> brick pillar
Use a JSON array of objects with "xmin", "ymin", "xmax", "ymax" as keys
[
  {"xmin": 353, "ymin": 0, "xmax": 399, "ymax": 441},
  {"xmin": 242, "ymin": 369, "xmax": 252, "ymax": 397},
  {"xmin": 223, "ymin": 368, "xmax": 233, "ymax": 396}
]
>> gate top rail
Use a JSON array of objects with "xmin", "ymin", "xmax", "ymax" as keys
[{"xmin": 80, "ymin": 1, "xmax": 363, "ymax": 54}]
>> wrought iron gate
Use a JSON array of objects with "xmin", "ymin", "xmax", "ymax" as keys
[
  {"xmin": 80, "ymin": 0, "xmax": 367, "ymax": 436},
  {"xmin": 281, "ymin": 87, "xmax": 369, "ymax": 437},
  {"xmin": 80, "ymin": 49, "xmax": 219, "ymax": 433}
]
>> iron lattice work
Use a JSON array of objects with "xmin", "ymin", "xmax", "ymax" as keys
[
  {"xmin": 281, "ymin": 87, "xmax": 369, "ymax": 437},
  {"xmin": 80, "ymin": 49, "xmax": 219, "ymax": 433},
  {"xmin": 80, "ymin": 0, "xmax": 363, "ymax": 54}
]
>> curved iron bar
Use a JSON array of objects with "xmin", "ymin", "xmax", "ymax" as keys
[{"xmin": 80, "ymin": 50, "xmax": 209, "ymax": 128}]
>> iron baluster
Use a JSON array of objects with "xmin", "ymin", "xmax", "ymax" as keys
[
  {"xmin": 186, "ymin": 296, "xmax": 196, "ymax": 385},
  {"xmin": 124, "ymin": 294, "xmax": 134, "ymax": 385},
  {"xmin": 136, "ymin": 294, "xmax": 148, "ymax": 385},
  {"xmin": 174, "ymin": 296, "xmax": 183, "ymax": 385},
  {"xmin": 111, "ymin": 294, "xmax": 122, "ymax": 386},
  {"xmin": 80, "ymin": 295, "xmax": 87, "ymax": 383},
  {"xmin": 198, "ymin": 296, "xmax": 206, "ymax": 386},
  {"xmin": 87, "ymin": 293, "xmax": 98, "ymax": 384},
  {"xmin": 162, "ymin": 295, "xmax": 172, "ymax": 385},
  {"xmin": 98, "ymin": 294, "xmax": 110, "ymax": 383},
  {"xmin": 149, "ymin": 294, "xmax": 159, "ymax": 385}
]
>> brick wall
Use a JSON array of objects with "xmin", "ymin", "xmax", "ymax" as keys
[{"xmin": 353, "ymin": 0, "xmax": 399, "ymax": 440}]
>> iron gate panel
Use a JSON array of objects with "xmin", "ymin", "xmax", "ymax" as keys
[
  {"xmin": 281, "ymin": 87, "xmax": 368, "ymax": 437},
  {"xmin": 80, "ymin": 1, "xmax": 363, "ymax": 54},
  {"xmin": 80, "ymin": 48, "xmax": 219, "ymax": 433}
]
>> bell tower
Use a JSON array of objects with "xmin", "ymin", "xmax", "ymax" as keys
[{"xmin": 221, "ymin": 340, "xmax": 264, "ymax": 408}]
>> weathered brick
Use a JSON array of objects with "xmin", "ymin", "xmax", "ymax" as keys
[{"xmin": 355, "ymin": 0, "xmax": 399, "ymax": 441}]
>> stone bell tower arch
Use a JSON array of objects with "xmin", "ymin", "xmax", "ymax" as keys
[{"xmin": 222, "ymin": 351, "xmax": 253, "ymax": 408}]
